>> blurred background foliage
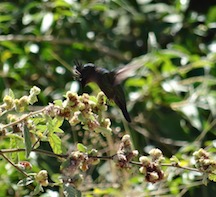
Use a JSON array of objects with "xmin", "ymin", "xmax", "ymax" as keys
[{"xmin": 0, "ymin": 0, "xmax": 216, "ymax": 196}]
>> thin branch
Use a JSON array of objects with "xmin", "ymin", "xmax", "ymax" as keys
[
  {"xmin": 1, "ymin": 107, "xmax": 46, "ymax": 130},
  {"xmin": 161, "ymin": 163, "xmax": 201, "ymax": 173},
  {"xmin": 33, "ymin": 149, "xmax": 68, "ymax": 158},
  {"xmin": 1, "ymin": 148, "xmax": 67, "ymax": 159},
  {"xmin": 0, "ymin": 151, "xmax": 28, "ymax": 177},
  {"xmin": 49, "ymin": 50, "xmax": 73, "ymax": 73},
  {"xmin": 1, "ymin": 148, "xmax": 211, "ymax": 175},
  {"xmin": 0, "ymin": 35, "xmax": 126, "ymax": 60}
]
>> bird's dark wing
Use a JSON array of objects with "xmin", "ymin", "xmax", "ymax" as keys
[{"xmin": 113, "ymin": 58, "xmax": 146, "ymax": 85}]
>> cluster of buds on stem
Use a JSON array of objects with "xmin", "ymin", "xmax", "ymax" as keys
[
  {"xmin": 193, "ymin": 148, "xmax": 216, "ymax": 173},
  {"xmin": 114, "ymin": 134, "xmax": 139, "ymax": 169},
  {"xmin": 61, "ymin": 149, "xmax": 100, "ymax": 186},
  {"xmin": 1, "ymin": 86, "xmax": 41, "ymax": 113},
  {"xmin": 44, "ymin": 91, "xmax": 111, "ymax": 134},
  {"xmin": 139, "ymin": 148, "xmax": 165, "ymax": 183}
]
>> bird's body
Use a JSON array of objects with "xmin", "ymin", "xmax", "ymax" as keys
[{"xmin": 74, "ymin": 62, "xmax": 131, "ymax": 122}]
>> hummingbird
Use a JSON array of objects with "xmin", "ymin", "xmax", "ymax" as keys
[{"xmin": 74, "ymin": 61, "xmax": 136, "ymax": 122}]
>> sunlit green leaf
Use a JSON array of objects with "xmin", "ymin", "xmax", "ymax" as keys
[
  {"xmin": 0, "ymin": 15, "xmax": 13, "ymax": 22},
  {"xmin": 48, "ymin": 133, "xmax": 63, "ymax": 154},
  {"xmin": 125, "ymin": 78, "xmax": 146, "ymax": 87},
  {"xmin": 91, "ymin": 3, "xmax": 108, "ymax": 11},
  {"xmin": 53, "ymin": 117, "xmax": 64, "ymax": 128},
  {"xmin": 208, "ymin": 173, "xmax": 216, "ymax": 182},
  {"xmin": 8, "ymin": 89, "xmax": 15, "ymax": 99},
  {"xmin": 54, "ymin": 99, "xmax": 63, "ymax": 107},
  {"xmin": 77, "ymin": 143, "xmax": 87, "ymax": 152}
]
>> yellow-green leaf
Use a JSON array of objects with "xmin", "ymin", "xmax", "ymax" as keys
[{"xmin": 48, "ymin": 133, "xmax": 62, "ymax": 154}]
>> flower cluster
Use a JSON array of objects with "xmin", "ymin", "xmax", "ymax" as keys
[
  {"xmin": 139, "ymin": 148, "xmax": 165, "ymax": 183},
  {"xmin": 45, "ymin": 91, "xmax": 111, "ymax": 134},
  {"xmin": 61, "ymin": 149, "xmax": 100, "ymax": 187},
  {"xmin": 2, "ymin": 86, "xmax": 41, "ymax": 113},
  {"xmin": 193, "ymin": 148, "xmax": 216, "ymax": 173},
  {"xmin": 114, "ymin": 134, "xmax": 139, "ymax": 169}
]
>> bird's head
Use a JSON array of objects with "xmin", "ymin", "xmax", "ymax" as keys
[{"xmin": 74, "ymin": 61, "xmax": 96, "ymax": 88}]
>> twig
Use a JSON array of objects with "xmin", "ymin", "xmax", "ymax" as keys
[
  {"xmin": 0, "ymin": 151, "xmax": 28, "ymax": 177},
  {"xmin": 1, "ymin": 148, "xmax": 68, "ymax": 159},
  {"xmin": 1, "ymin": 107, "xmax": 46, "ymax": 130},
  {"xmin": 49, "ymin": 51, "xmax": 72, "ymax": 73},
  {"xmin": 161, "ymin": 163, "xmax": 201, "ymax": 173},
  {"xmin": 0, "ymin": 35, "xmax": 126, "ymax": 60},
  {"xmin": 1, "ymin": 148, "xmax": 211, "ymax": 176}
]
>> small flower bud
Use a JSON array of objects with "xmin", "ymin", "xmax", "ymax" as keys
[
  {"xmin": 7, "ymin": 114, "xmax": 17, "ymax": 122},
  {"xmin": 28, "ymin": 94, "xmax": 38, "ymax": 105},
  {"xmin": 65, "ymin": 92, "xmax": 80, "ymax": 110},
  {"xmin": 69, "ymin": 112, "xmax": 81, "ymax": 126},
  {"xmin": 122, "ymin": 134, "xmax": 130, "ymax": 142},
  {"xmin": 102, "ymin": 118, "xmax": 111, "ymax": 129},
  {"xmin": 3, "ymin": 95, "xmax": 14, "ymax": 110},
  {"xmin": 193, "ymin": 148, "xmax": 209, "ymax": 160},
  {"xmin": 80, "ymin": 163, "xmax": 89, "ymax": 171},
  {"xmin": 35, "ymin": 170, "xmax": 49, "ymax": 186},
  {"xmin": 149, "ymin": 148, "xmax": 164, "ymax": 162},
  {"xmin": 132, "ymin": 150, "xmax": 139, "ymax": 157},
  {"xmin": 15, "ymin": 96, "xmax": 29, "ymax": 112},
  {"xmin": 96, "ymin": 92, "xmax": 107, "ymax": 111},
  {"xmin": 139, "ymin": 166, "xmax": 147, "ymax": 174},
  {"xmin": 30, "ymin": 86, "xmax": 41, "ymax": 95},
  {"xmin": 139, "ymin": 156, "xmax": 150, "ymax": 166},
  {"xmin": 148, "ymin": 172, "xmax": 159, "ymax": 183}
]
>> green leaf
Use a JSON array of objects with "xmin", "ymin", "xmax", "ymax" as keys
[
  {"xmin": 170, "ymin": 155, "xmax": 180, "ymax": 164},
  {"xmin": 54, "ymin": 128, "xmax": 64, "ymax": 133},
  {"xmin": 46, "ymin": 117, "xmax": 64, "ymax": 134},
  {"xmin": 9, "ymin": 134, "xmax": 25, "ymax": 162},
  {"xmin": 48, "ymin": 133, "xmax": 63, "ymax": 154},
  {"xmin": 77, "ymin": 143, "xmax": 87, "ymax": 153},
  {"xmin": 0, "ymin": 15, "xmax": 13, "ymax": 22},
  {"xmin": 53, "ymin": 117, "xmax": 64, "ymax": 128},
  {"xmin": 36, "ymin": 125, "xmax": 47, "ymax": 132},
  {"xmin": 47, "ymin": 116, "xmax": 54, "ymax": 133},
  {"xmin": 54, "ymin": 99, "xmax": 63, "ymax": 107},
  {"xmin": 8, "ymin": 89, "xmax": 15, "ymax": 99},
  {"xmin": 17, "ymin": 177, "xmax": 34, "ymax": 186},
  {"xmin": 23, "ymin": 124, "xmax": 32, "ymax": 158},
  {"xmin": 31, "ymin": 183, "xmax": 44, "ymax": 196},
  {"xmin": 91, "ymin": 3, "xmax": 108, "ymax": 11},
  {"xmin": 208, "ymin": 173, "xmax": 216, "ymax": 182},
  {"xmin": 63, "ymin": 184, "xmax": 81, "ymax": 197},
  {"xmin": 125, "ymin": 78, "xmax": 146, "ymax": 87}
]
